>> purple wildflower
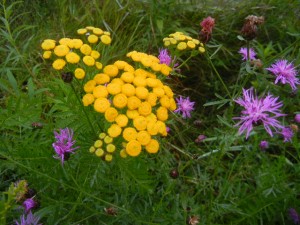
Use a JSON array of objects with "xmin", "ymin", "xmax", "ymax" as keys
[
  {"xmin": 195, "ymin": 134, "xmax": 207, "ymax": 143},
  {"xmin": 259, "ymin": 140, "xmax": 269, "ymax": 150},
  {"xmin": 174, "ymin": 95, "xmax": 195, "ymax": 119},
  {"xmin": 281, "ymin": 127, "xmax": 294, "ymax": 142},
  {"xmin": 234, "ymin": 88, "xmax": 285, "ymax": 138},
  {"xmin": 52, "ymin": 128, "xmax": 79, "ymax": 164},
  {"xmin": 289, "ymin": 208, "xmax": 300, "ymax": 224},
  {"xmin": 23, "ymin": 198, "xmax": 37, "ymax": 213},
  {"xmin": 295, "ymin": 114, "xmax": 300, "ymax": 123},
  {"xmin": 158, "ymin": 49, "xmax": 172, "ymax": 66},
  {"xmin": 238, "ymin": 47, "xmax": 257, "ymax": 61},
  {"xmin": 266, "ymin": 59, "xmax": 299, "ymax": 91},
  {"xmin": 15, "ymin": 211, "xmax": 42, "ymax": 225}
]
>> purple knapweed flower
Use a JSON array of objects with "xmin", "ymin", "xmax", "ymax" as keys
[
  {"xmin": 259, "ymin": 140, "xmax": 269, "ymax": 150},
  {"xmin": 158, "ymin": 49, "xmax": 172, "ymax": 66},
  {"xmin": 266, "ymin": 59, "xmax": 299, "ymax": 91},
  {"xmin": 295, "ymin": 114, "xmax": 300, "ymax": 123},
  {"xmin": 195, "ymin": 134, "xmax": 207, "ymax": 143},
  {"xmin": 289, "ymin": 208, "xmax": 300, "ymax": 224},
  {"xmin": 52, "ymin": 128, "xmax": 79, "ymax": 164},
  {"xmin": 22, "ymin": 198, "xmax": 37, "ymax": 213},
  {"xmin": 174, "ymin": 95, "xmax": 195, "ymax": 119},
  {"xmin": 238, "ymin": 47, "xmax": 257, "ymax": 61},
  {"xmin": 281, "ymin": 127, "xmax": 294, "ymax": 142},
  {"xmin": 15, "ymin": 211, "xmax": 42, "ymax": 225},
  {"xmin": 234, "ymin": 88, "xmax": 285, "ymax": 138}
]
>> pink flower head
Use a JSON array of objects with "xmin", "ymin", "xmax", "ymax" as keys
[
  {"xmin": 238, "ymin": 47, "xmax": 257, "ymax": 61},
  {"xmin": 289, "ymin": 208, "xmax": 300, "ymax": 224},
  {"xmin": 234, "ymin": 88, "xmax": 285, "ymax": 138},
  {"xmin": 52, "ymin": 128, "xmax": 79, "ymax": 164},
  {"xmin": 174, "ymin": 95, "xmax": 195, "ymax": 119},
  {"xmin": 158, "ymin": 48, "xmax": 172, "ymax": 66},
  {"xmin": 259, "ymin": 140, "xmax": 269, "ymax": 150},
  {"xmin": 295, "ymin": 114, "xmax": 300, "ymax": 123},
  {"xmin": 199, "ymin": 16, "xmax": 215, "ymax": 43},
  {"xmin": 266, "ymin": 59, "xmax": 299, "ymax": 91},
  {"xmin": 22, "ymin": 198, "xmax": 37, "ymax": 213},
  {"xmin": 15, "ymin": 211, "xmax": 42, "ymax": 225},
  {"xmin": 200, "ymin": 16, "xmax": 215, "ymax": 34},
  {"xmin": 281, "ymin": 127, "xmax": 294, "ymax": 142}
]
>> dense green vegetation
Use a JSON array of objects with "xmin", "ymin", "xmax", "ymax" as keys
[{"xmin": 1, "ymin": 0, "xmax": 300, "ymax": 224}]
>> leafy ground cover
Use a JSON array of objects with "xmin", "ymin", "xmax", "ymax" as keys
[{"xmin": 0, "ymin": 0, "xmax": 300, "ymax": 224}]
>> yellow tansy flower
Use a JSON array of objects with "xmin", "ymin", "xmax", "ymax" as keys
[
  {"xmin": 94, "ymin": 73, "xmax": 110, "ymax": 84},
  {"xmin": 95, "ymin": 148, "xmax": 104, "ymax": 157},
  {"xmin": 137, "ymin": 131, "xmax": 151, "ymax": 146},
  {"xmin": 145, "ymin": 139, "xmax": 159, "ymax": 153},
  {"xmin": 41, "ymin": 39, "xmax": 56, "ymax": 50},
  {"xmin": 106, "ymin": 144, "xmax": 116, "ymax": 153},
  {"xmin": 153, "ymin": 87, "xmax": 165, "ymax": 97},
  {"xmin": 107, "ymin": 83, "xmax": 121, "ymax": 95},
  {"xmin": 138, "ymin": 101, "xmax": 152, "ymax": 116},
  {"xmin": 100, "ymin": 35, "xmax": 112, "ymax": 45},
  {"xmin": 120, "ymin": 149, "xmax": 127, "ymax": 158},
  {"xmin": 105, "ymin": 154, "xmax": 113, "ymax": 162},
  {"xmin": 103, "ymin": 65, "xmax": 119, "ymax": 77},
  {"xmin": 83, "ymin": 56, "xmax": 95, "ymax": 66},
  {"xmin": 160, "ymin": 64, "xmax": 172, "ymax": 76},
  {"xmin": 135, "ymin": 87, "xmax": 149, "ymax": 100},
  {"xmin": 126, "ymin": 140, "xmax": 142, "ymax": 157},
  {"xmin": 99, "ymin": 132, "xmax": 106, "ymax": 139},
  {"xmin": 126, "ymin": 109, "xmax": 139, "ymax": 119},
  {"xmin": 74, "ymin": 68, "xmax": 85, "ymax": 79},
  {"xmin": 80, "ymin": 44, "xmax": 92, "ymax": 55},
  {"xmin": 159, "ymin": 95, "xmax": 171, "ymax": 108},
  {"xmin": 120, "ymin": 72, "xmax": 135, "ymax": 83},
  {"xmin": 42, "ymin": 51, "xmax": 51, "ymax": 59},
  {"xmin": 169, "ymin": 98, "xmax": 177, "ymax": 111},
  {"xmin": 93, "ymin": 28, "xmax": 103, "ymax": 35},
  {"xmin": 59, "ymin": 38, "xmax": 71, "ymax": 46},
  {"xmin": 163, "ymin": 85, "xmax": 174, "ymax": 97},
  {"xmin": 122, "ymin": 83, "xmax": 135, "ymax": 97},
  {"xmin": 187, "ymin": 40, "xmax": 196, "ymax": 48},
  {"xmin": 105, "ymin": 107, "xmax": 119, "ymax": 122},
  {"xmin": 77, "ymin": 28, "xmax": 87, "ymax": 35},
  {"xmin": 94, "ymin": 97, "xmax": 111, "ymax": 113},
  {"xmin": 127, "ymin": 96, "xmax": 141, "ymax": 110},
  {"xmin": 146, "ymin": 78, "xmax": 158, "ymax": 88},
  {"xmin": 199, "ymin": 46, "xmax": 205, "ymax": 53},
  {"xmin": 115, "ymin": 114, "xmax": 128, "ymax": 127},
  {"xmin": 177, "ymin": 42, "xmax": 187, "ymax": 50},
  {"xmin": 141, "ymin": 57, "xmax": 153, "ymax": 67},
  {"xmin": 123, "ymin": 127, "xmax": 138, "ymax": 142},
  {"xmin": 156, "ymin": 106, "xmax": 168, "ymax": 121},
  {"xmin": 95, "ymin": 61, "xmax": 103, "ymax": 70},
  {"xmin": 91, "ymin": 50, "xmax": 100, "ymax": 59},
  {"xmin": 104, "ymin": 135, "xmax": 113, "ymax": 144},
  {"xmin": 82, "ymin": 93, "xmax": 95, "ymax": 106},
  {"xmin": 147, "ymin": 121, "xmax": 159, "ymax": 136},
  {"xmin": 54, "ymin": 45, "xmax": 69, "ymax": 57},
  {"xmin": 71, "ymin": 39, "xmax": 83, "ymax": 49},
  {"xmin": 52, "ymin": 59, "xmax": 66, "ymax": 70},
  {"xmin": 93, "ymin": 85, "xmax": 108, "ymax": 98},
  {"xmin": 113, "ymin": 93, "xmax": 128, "ymax": 109},
  {"xmin": 111, "ymin": 78, "xmax": 124, "ymax": 85},
  {"xmin": 94, "ymin": 140, "xmax": 103, "ymax": 148},
  {"xmin": 89, "ymin": 146, "xmax": 96, "ymax": 153},
  {"xmin": 133, "ymin": 116, "xmax": 147, "ymax": 131},
  {"xmin": 84, "ymin": 80, "xmax": 96, "ymax": 93},
  {"xmin": 147, "ymin": 93, "xmax": 158, "ymax": 106},
  {"xmin": 114, "ymin": 60, "xmax": 127, "ymax": 69},
  {"xmin": 88, "ymin": 34, "xmax": 99, "ymax": 44},
  {"xmin": 107, "ymin": 124, "xmax": 122, "ymax": 138},
  {"xmin": 133, "ymin": 76, "xmax": 147, "ymax": 87},
  {"xmin": 66, "ymin": 52, "xmax": 80, "ymax": 64}
]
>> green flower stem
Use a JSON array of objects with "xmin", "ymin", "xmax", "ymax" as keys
[
  {"xmin": 70, "ymin": 83, "xmax": 97, "ymax": 136},
  {"xmin": 175, "ymin": 54, "xmax": 194, "ymax": 70},
  {"xmin": 206, "ymin": 52, "xmax": 232, "ymax": 99}
]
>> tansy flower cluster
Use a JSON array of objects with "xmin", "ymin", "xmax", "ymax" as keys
[
  {"xmin": 82, "ymin": 58, "xmax": 177, "ymax": 160},
  {"xmin": 40, "ymin": 26, "xmax": 112, "ymax": 79},
  {"xmin": 163, "ymin": 31, "xmax": 205, "ymax": 53}
]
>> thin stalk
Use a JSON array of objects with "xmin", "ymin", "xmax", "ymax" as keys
[
  {"xmin": 206, "ymin": 52, "xmax": 232, "ymax": 99},
  {"xmin": 70, "ymin": 83, "xmax": 97, "ymax": 136}
]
